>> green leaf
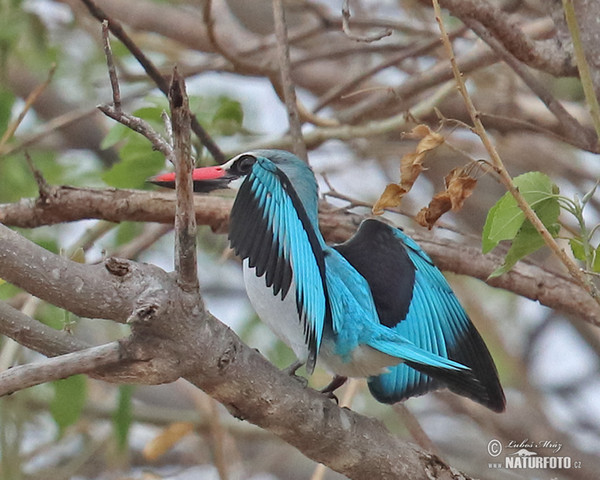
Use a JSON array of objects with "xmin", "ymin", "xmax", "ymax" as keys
[
  {"xmin": 113, "ymin": 385, "xmax": 134, "ymax": 451},
  {"xmin": 593, "ymin": 245, "xmax": 600, "ymax": 273},
  {"xmin": 489, "ymin": 221, "xmax": 559, "ymax": 278},
  {"xmin": 50, "ymin": 375, "xmax": 87, "ymax": 437},
  {"xmin": 482, "ymin": 196, "xmax": 503, "ymax": 253},
  {"xmin": 482, "ymin": 172, "xmax": 559, "ymax": 253},
  {"xmin": 569, "ymin": 238, "xmax": 586, "ymax": 262}
]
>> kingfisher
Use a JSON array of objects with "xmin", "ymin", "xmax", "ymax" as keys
[{"xmin": 151, "ymin": 149, "xmax": 505, "ymax": 412}]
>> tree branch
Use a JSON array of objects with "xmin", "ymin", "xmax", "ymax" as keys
[
  {"xmin": 0, "ymin": 221, "xmax": 472, "ymax": 479},
  {"xmin": 1, "ymin": 187, "xmax": 598, "ymax": 326},
  {"xmin": 0, "ymin": 300, "xmax": 90, "ymax": 357},
  {"xmin": 169, "ymin": 69, "xmax": 198, "ymax": 291},
  {"xmin": 0, "ymin": 342, "xmax": 123, "ymax": 396},
  {"xmin": 438, "ymin": 0, "xmax": 576, "ymax": 77}
]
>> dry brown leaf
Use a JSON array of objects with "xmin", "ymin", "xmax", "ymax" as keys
[
  {"xmin": 372, "ymin": 183, "xmax": 408, "ymax": 215},
  {"xmin": 405, "ymin": 124, "xmax": 445, "ymax": 154},
  {"xmin": 143, "ymin": 422, "xmax": 195, "ymax": 461},
  {"xmin": 416, "ymin": 166, "xmax": 478, "ymax": 228},
  {"xmin": 416, "ymin": 193, "xmax": 452, "ymax": 229},
  {"xmin": 445, "ymin": 167, "xmax": 478, "ymax": 210},
  {"xmin": 372, "ymin": 124, "xmax": 445, "ymax": 215}
]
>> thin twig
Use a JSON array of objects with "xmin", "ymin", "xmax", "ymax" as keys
[
  {"xmin": 79, "ymin": 0, "xmax": 225, "ymax": 163},
  {"xmin": 562, "ymin": 0, "xmax": 600, "ymax": 147},
  {"xmin": 272, "ymin": 0, "xmax": 307, "ymax": 162},
  {"xmin": 101, "ymin": 20, "xmax": 121, "ymax": 111},
  {"xmin": 0, "ymin": 342, "xmax": 122, "ymax": 396},
  {"xmin": 0, "ymin": 64, "xmax": 56, "ymax": 149},
  {"xmin": 431, "ymin": 0, "xmax": 600, "ymax": 303},
  {"xmin": 98, "ymin": 104, "xmax": 174, "ymax": 161},
  {"xmin": 24, "ymin": 151, "xmax": 51, "ymax": 199},
  {"xmin": 341, "ymin": 0, "xmax": 392, "ymax": 43},
  {"xmin": 313, "ymin": 26, "xmax": 466, "ymax": 113},
  {"xmin": 169, "ymin": 69, "xmax": 198, "ymax": 292}
]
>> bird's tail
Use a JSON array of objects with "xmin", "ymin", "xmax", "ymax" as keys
[{"xmin": 368, "ymin": 323, "xmax": 506, "ymax": 413}]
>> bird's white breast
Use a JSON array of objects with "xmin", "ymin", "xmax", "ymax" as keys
[{"xmin": 243, "ymin": 260, "xmax": 309, "ymax": 362}]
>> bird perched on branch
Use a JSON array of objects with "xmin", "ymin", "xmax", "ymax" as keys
[{"xmin": 151, "ymin": 149, "xmax": 505, "ymax": 412}]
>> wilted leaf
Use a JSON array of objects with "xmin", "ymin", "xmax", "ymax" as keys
[
  {"xmin": 143, "ymin": 422, "xmax": 195, "ymax": 461},
  {"xmin": 416, "ymin": 192, "xmax": 452, "ymax": 228},
  {"xmin": 445, "ymin": 167, "xmax": 478, "ymax": 210},
  {"xmin": 405, "ymin": 124, "xmax": 445, "ymax": 152},
  {"xmin": 372, "ymin": 124, "xmax": 444, "ymax": 215},
  {"xmin": 372, "ymin": 183, "xmax": 408, "ymax": 215},
  {"xmin": 415, "ymin": 166, "xmax": 478, "ymax": 229}
]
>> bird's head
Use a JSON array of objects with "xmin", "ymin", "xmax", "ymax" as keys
[
  {"xmin": 149, "ymin": 149, "xmax": 315, "ymax": 194},
  {"xmin": 148, "ymin": 151, "xmax": 259, "ymax": 193}
]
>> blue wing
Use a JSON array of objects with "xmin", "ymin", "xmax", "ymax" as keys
[
  {"xmin": 334, "ymin": 219, "xmax": 505, "ymax": 412},
  {"xmin": 229, "ymin": 157, "xmax": 330, "ymax": 372}
]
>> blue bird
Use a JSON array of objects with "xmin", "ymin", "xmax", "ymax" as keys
[{"xmin": 151, "ymin": 149, "xmax": 505, "ymax": 412}]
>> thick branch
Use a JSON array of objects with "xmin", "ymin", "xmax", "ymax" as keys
[
  {"xmin": 1, "ymin": 188, "xmax": 598, "ymax": 326},
  {"xmin": 0, "ymin": 222, "xmax": 172, "ymax": 322},
  {"xmin": 438, "ymin": 0, "xmax": 576, "ymax": 76},
  {"xmin": 0, "ymin": 223, "xmax": 471, "ymax": 479}
]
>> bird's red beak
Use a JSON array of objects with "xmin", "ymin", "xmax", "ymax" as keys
[{"xmin": 148, "ymin": 166, "xmax": 237, "ymax": 193}]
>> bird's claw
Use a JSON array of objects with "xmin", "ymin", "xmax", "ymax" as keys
[{"xmin": 320, "ymin": 375, "xmax": 348, "ymax": 403}]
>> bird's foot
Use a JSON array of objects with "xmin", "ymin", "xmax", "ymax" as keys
[
  {"xmin": 320, "ymin": 375, "xmax": 348, "ymax": 403},
  {"xmin": 282, "ymin": 360, "xmax": 308, "ymax": 387}
]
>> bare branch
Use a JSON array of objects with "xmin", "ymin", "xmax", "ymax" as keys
[
  {"xmin": 98, "ymin": 104, "xmax": 174, "ymax": 160},
  {"xmin": 341, "ymin": 0, "xmax": 392, "ymax": 43},
  {"xmin": 1, "ymin": 187, "xmax": 598, "ymax": 327},
  {"xmin": 272, "ymin": 0, "xmax": 307, "ymax": 162},
  {"xmin": 438, "ymin": 0, "xmax": 576, "ymax": 77},
  {"xmin": 169, "ymin": 69, "xmax": 198, "ymax": 292},
  {"xmin": 101, "ymin": 20, "xmax": 121, "ymax": 111},
  {"xmin": 0, "ymin": 342, "xmax": 123, "ymax": 396},
  {"xmin": 0, "ymin": 300, "xmax": 90, "ymax": 357}
]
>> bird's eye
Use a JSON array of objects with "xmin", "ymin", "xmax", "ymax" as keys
[{"xmin": 234, "ymin": 154, "xmax": 257, "ymax": 174}]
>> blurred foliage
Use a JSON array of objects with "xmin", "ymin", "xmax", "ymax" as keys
[
  {"xmin": 113, "ymin": 385, "xmax": 135, "ymax": 452},
  {"xmin": 50, "ymin": 374, "xmax": 87, "ymax": 437}
]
